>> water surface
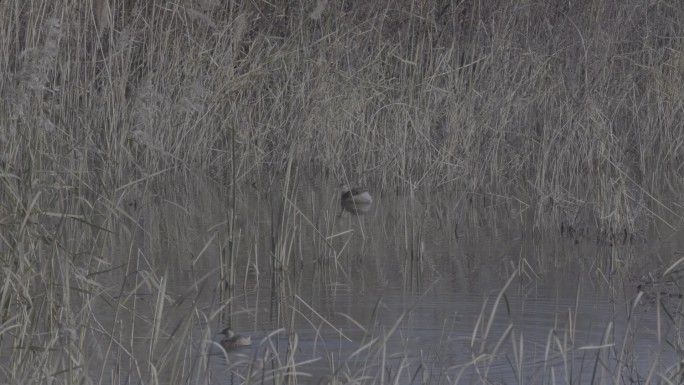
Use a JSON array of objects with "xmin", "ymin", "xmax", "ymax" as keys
[{"xmin": 85, "ymin": 177, "xmax": 684, "ymax": 384}]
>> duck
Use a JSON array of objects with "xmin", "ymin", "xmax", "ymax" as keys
[
  {"xmin": 340, "ymin": 185, "xmax": 373, "ymax": 215},
  {"xmin": 219, "ymin": 328, "xmax": 252, "ymax": 350}
]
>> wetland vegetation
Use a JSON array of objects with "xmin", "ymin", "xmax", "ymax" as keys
[{"xmin": 1, "ymin": 0, "xmax": 684, "ymax": 384}]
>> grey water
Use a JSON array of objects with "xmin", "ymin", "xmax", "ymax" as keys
[{"xmin": 94, "ymin": 176, "xmax": 684, "ymax": 384}]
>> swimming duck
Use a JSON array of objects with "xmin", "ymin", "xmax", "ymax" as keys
[
  {"xmin": 219, "ymin": 328, "xmax": 252, "ymax": 350},
  {"xmin": 340, "ymin": 185, "xmax": 373, "ymax": 215}
]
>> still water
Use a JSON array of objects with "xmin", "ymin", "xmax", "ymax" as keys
[{"xmin": 96, "ymin": 177, "xmax": 683, "ymax": 384}]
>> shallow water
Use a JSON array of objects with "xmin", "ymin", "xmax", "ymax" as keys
[{"xmin": 79, "ymin": 177, "xmax": 684, "ymax": 384}]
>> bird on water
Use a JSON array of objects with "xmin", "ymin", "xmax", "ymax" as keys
[
  {"xmin": 219, "ymin": 328, "xmax": 252, "ymax": 350},
  {"xmin": 339, "ymin": 185, "xmax": 373, "ymax": 215}
]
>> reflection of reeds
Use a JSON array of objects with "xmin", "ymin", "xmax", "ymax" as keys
[{"xmin": 209, "ymin": 267, "xmax": 684, "ymax": 384}]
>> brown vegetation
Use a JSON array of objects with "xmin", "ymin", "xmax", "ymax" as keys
[{"xmin": 1, "ymin": 1, "xmax": 684, "ymax": 383}]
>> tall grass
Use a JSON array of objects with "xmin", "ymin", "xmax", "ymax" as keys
[
  {"xmin": 2, "ymin": 1, "xmax": 683, "ymax": 228},
  {"xmin": 2, "ymin": 0, "xmax": 684, "ymax": 384}
]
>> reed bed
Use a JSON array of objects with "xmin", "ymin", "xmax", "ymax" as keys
[
  {"xmin": 1, "ymin": 1, "xmax": 683, "ymax": 228},
  {"xmin": 2, "ymin": 0, "xmax": 684, "ymax": 384}
]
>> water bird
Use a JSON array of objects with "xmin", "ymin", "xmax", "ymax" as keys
[
  {"xmin": 219, "ymin": 328, "xmax": 252, "ymax": 350},
  {"xmin": 340, "ymin": 185, "xmax": 373, "ymax": 215}
]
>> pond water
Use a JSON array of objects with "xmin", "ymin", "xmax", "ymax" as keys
[{"xmin": 87, "ymin": 177, "xmax": 683, "ymax": 384}]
